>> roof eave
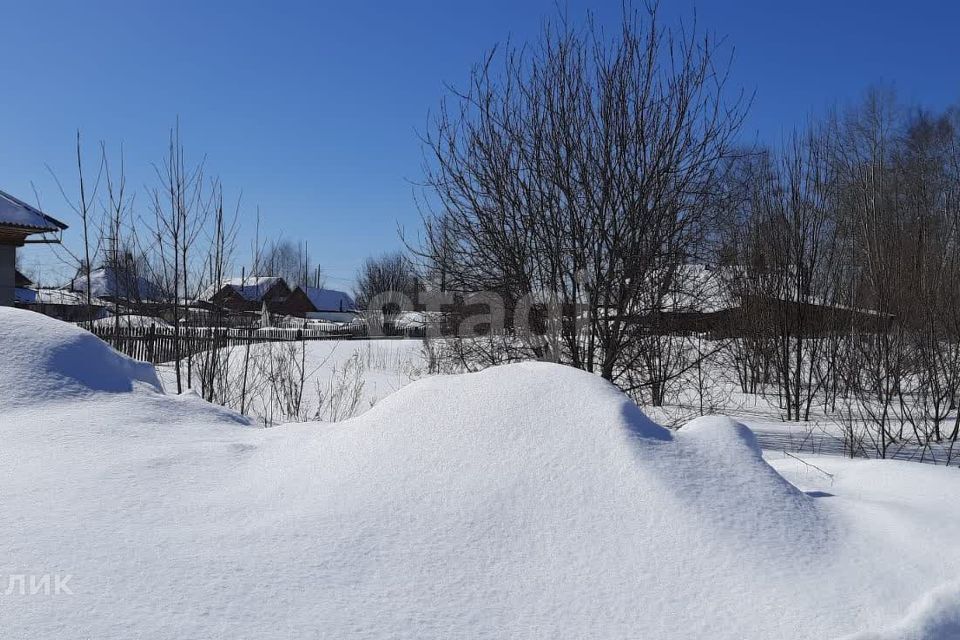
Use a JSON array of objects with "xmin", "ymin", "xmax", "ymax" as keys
[
  {"xmin": 0, "ymin": 189, "xmax": 69, "ymax": 232},
  {"xmin": 0, "ymin": 222, "xmax": 65, "ymax": 235}
]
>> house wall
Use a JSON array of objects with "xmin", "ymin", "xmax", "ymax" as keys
[
  {"xmin": 208, "ymin": 280, "xmax": 304, "ymax": 316},
  {"xmin": 306, "ymin": 311, "xmax": 358, "ymax": 323},
  {"xmin": 210, "ymin": 288, "xmax": 252, "ymax": 311},
  {"xmin": 0, "ymin": 244, "xmax": 15, "ymax": 307},
  {"xmin": 20, "ymin": 302, "xmax": 109, "ymax": 322}
]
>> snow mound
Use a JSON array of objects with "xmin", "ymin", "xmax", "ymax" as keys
[
  {"xmin": 842, "ymin": 581, "xmax": 960, "ymax": 640},
  {"xmin": 0, "ymin": 307, "xmax": 161, "ymax": 406},
  {"xmin": 5, "ymin": 336, "xmax": 951, "ymax": 639},
  {"xmin": 262, "ymin": 362, "xmax": 830, "ymax": 637},
  {"xmin": 680, "ymin": 413, "xmax": 762, "ymax": 455}
]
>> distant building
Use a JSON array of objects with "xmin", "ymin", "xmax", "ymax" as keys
[
  {"xmin": 15, "ymin": 269, "xmax": 32, "ymax": 288},
  {"xmin": 0, "ymin": 190, "xmax": 67, "ymax": 306},
  {"xmin": 290, "ymin": 286, "xmax": 356, "ymax": 321},
  {"xmin": 299, "ymin": 286, "xmax": 355, "ymax": 312},
  {"xmin": 200, "ymin": 276, "xmax": 300, "ymax": 315},
  {"xmin": 199, "ymin": 278, "xmax": 359, "ymax": 320},
  {"xmin": 67, "ymin": 265, "xmax": 162, "ymax": 305},
  {"xmin": 15, "ymin": 287, "xmax": 108, "ymax": 322},
  {"xmin": 617, "ymin": 264, "xmax": 892, "ymax": 337}
]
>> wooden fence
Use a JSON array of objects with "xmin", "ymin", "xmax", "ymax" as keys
[{"xmin": 87, "ymin": 323, "xmax": 425, "ymax": 364}]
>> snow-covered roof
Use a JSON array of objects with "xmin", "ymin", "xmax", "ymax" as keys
[
  {"xmin": 660, "ymin": 264, "xmax": 730, "ymax": 313},
  {"xmin": 299, "ymin": 286, "xmax": 355, "ymax": 312},
  {"xmin": 68, "ymin": 267, "xmax": 161, "ymax": 301},
  {"xmin": 0, "ymin": 190, "xmax": 67, "ymax": 233},
  {"xmin": 201, "ymin": 277, "xmax": 284, "ymax": 302},
  {"xmin": 16, "ymin": 287, "xmax": 104, "ymax": 306}
]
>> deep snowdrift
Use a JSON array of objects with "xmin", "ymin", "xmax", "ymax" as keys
[
  {"xmin": 0, "ymin": 307, "xmax": 161, "ymax": 405},
  {"xmin": 1, "ymin": 308, "xmax": 959, "ymax": 638}
]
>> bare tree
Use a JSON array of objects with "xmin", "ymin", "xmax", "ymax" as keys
[
  {"xmin": 48, "ymin": 132, "xmax": 105, "ymax": 322},
  {"xmin": 355, "ymin": 252, "xmax": 420, "ymax": 332},
  {"xmin": 147, "ymin": 123, "xmax": 209, "ymax": 392},
  {"xmin": 818, "ymin": 88, "xmax": 924, "ymax": 458},
  {"xmin": 720, "ymin": 128, "xmax": 846, "ymax": 421},
  {"xmin": 195, "ymin": 181, "xmax": 241, "ymax": 403},
  {"xmin": 417, "ymin": 4, "xmax": 747, "ymax": 388},
  {"xmin": 257, "ymin": 238, "xmax": 313, "ymax": 287}
]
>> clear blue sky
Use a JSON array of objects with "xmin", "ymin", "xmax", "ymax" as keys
[{"xmin": 2, "ymin": 0, "xmax": 959, "ymax": 289}]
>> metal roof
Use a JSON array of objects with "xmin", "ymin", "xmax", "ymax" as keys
[
  {"xmin": 299, "ymin": 286, "xmax": 356, "ymax": 312},
  {"xmin": 0, "ymin": 190, "xmax": 68, "ymax": 233},
  {"xmin": 200, "ymin": 276, "xmax": 286, "ymax": 302}
]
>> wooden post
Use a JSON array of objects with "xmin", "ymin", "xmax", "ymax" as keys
[{"xmin": 147, "ymin": 324, "xmax": 155, "ymax": 363}]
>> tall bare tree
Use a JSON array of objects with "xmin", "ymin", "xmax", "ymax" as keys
[
  {"xmin": 418, "ymin": 4, "xmax": 747, "ymax": 388},
  {"xmin": 721, "ymin": 128, "xmax": 845, "ymax": 421},
  {"xmin": 148, "ymin": 123, "xmax": 209, "ymax": 392},
  {"xmin": 257, "ymin": 238, "xmax": 313, "ymax": 287}
]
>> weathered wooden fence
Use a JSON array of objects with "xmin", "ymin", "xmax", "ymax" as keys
[{"xmin": 87, "ymin": 323, "xmax": 425, "ymax": 364}]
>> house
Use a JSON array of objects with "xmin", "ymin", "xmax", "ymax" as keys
[
  {"xmin": 0, "ymin": 190, "xmax": 67, "ymax": 306},
  {"xmin": 15, "ymin": 268, "xmax": 108, "ymax": 322},
  {"xmin": 290, "ymin": 286, "xmax": 357, "ymax": 322},
  {"xmin": 617, "ymin": 264, "xmax": 892, "ymax": 337},
  {"xmin": 201, "ymin": 276, "xmax": 284, "ymax": 310},
  {"xmin": 67, "ymin": 265, "xmax": 162, "ymax": 305},
  {"xmin": 200, "ymin": 276, "xmax": 300, "ymax": 315},
  {"xmin": 15, "ymin": 287, "xmax": 108, "ymax": 322}
]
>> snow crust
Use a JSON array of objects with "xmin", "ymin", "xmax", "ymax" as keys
[{"xmin": 2, "ymin": 308, "xmax": 960, "ymax": 638}]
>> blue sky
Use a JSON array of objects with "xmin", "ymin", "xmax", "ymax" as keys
[{"xmin": 2, "ymin": 0, "xmax": 959, "ymax": 289}]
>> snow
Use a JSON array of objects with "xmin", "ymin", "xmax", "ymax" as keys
[
  {"xmin": 769, "ymin": 453, "xmax": 960, "ymax": 640},
  {"xmin": 393, "ymin": 309, "xmax": 446, "ymax": 329},
  {"xmin": 2, "ymin": 307, "xmax": 960, "ymax": 638},
  {"xmin": 91, "ymin": 313, "xmax": 171, "ymax": 329},
  {"xmin": 14, "ymin": 287, "xmax": 100, "ymax": 306},
  {"xmin": 67, "ymin": 266, "xmax": 161, "ymax": 301},
  {"xmin": 0, "ymin": 308, "xmax": 161, "ymax": 406},
  {"xmin": 662, "ymin": 263, "xmax": 729, "ymax": 312},
  {"xmin": 840, "ymin": 581, "xmax": 960, "ymax": 639},
  {"xmin": 305, "ymin": 310, "xmax": 358, "ymax": 323},
  {"xmin": 155, "ymin": 338, "xmax": 424, "ymax": 423},
  {"xmin": 0, "ymin": 189, "xmax": 66, "ymax": 232}
]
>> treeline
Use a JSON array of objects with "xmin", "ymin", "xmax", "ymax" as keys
[
  {"xmin": 414, "ymin": 5, "xmax": 960, "ymax": 458},
  {"xmin": 720, "ymin": 90, "xmax": 960, "ymax": 458}
]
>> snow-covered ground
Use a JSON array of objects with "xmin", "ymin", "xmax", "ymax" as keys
[
  {"xmin": 156, "ymin": 339, "xmax": 425, "ymax": 425},
  {"xmin": 645, "ymin": 360, "xmax": 960, "ymax": 464},
  {"xmin": 2, "ymin": 307, "xmax": 960, "ymax": 638},
  {"xmin": 90, "ymin": 313, "xmax": 172, "ymax": 329}
]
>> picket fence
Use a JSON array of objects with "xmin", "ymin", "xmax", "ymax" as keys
[{"xmin": 88, "ymin": 323, "xmax": 423, "ymax": 364}]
